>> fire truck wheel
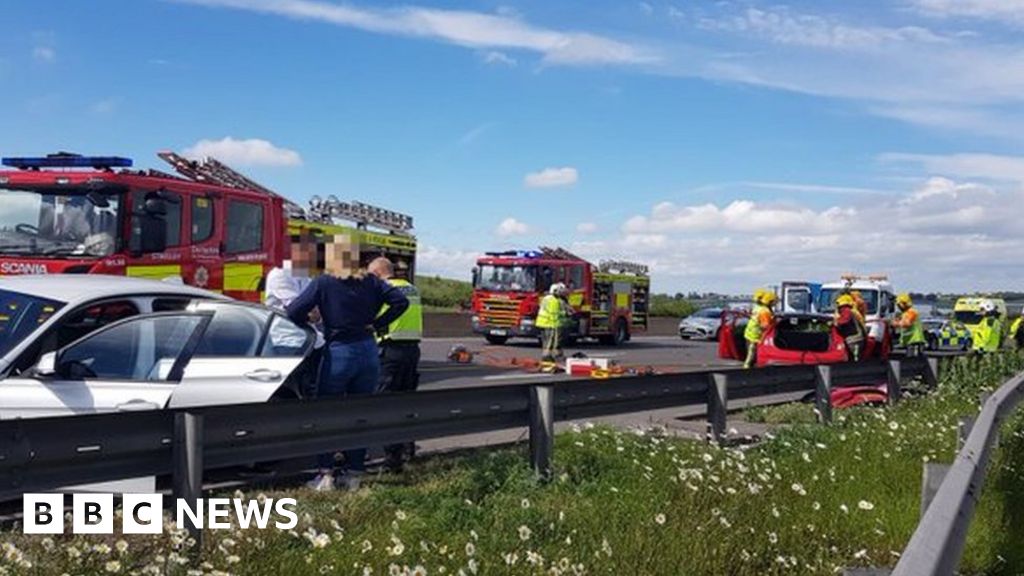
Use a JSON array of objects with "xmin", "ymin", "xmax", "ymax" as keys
[
  {"xmin": 485, "ymin": 334, "xmax": 509, "ymax": 345},
  {"xmin": 601, "ymin": 319, "xmax": 628, "ymax": 346}
]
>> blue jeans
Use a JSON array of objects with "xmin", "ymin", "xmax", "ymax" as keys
[{"xmin": 317, "ymin": 338, "xmax": 380, "ymax": 472}]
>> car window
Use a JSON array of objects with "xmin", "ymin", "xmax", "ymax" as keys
[
  {"xmin": 262, "ymin": 315, "xmax": 311, "ymax": 357},
  {"xmin": 0, "ymin": 291, "xmax": 64, "ymax": 357},
  {"xmin": 57, "ymin": 300, "xmax": 140, "ymax": 348},
  {"xmin": 58, "ymin": 315, "xmax": 205, "ymax": 381},
  {"xmin": 192, "ymin": 305, "xmax": 270, "ymax": 357},
  {"xmin": 152, "ymin": 298, "xmax": 194, "ymax": 312}
]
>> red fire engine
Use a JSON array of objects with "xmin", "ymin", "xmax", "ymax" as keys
[
  {"xmin": 471, "ymin": 247, "xmax": 650, "ymax": 345},
  {"xmin": 0, "ymin": 152, "xmax": 417, "ymax": 300}
]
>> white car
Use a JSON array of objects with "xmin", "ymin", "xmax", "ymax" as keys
[
  {"xmin": 678, "ymin": 308, "xmax": 724, "ymax": 340},
  {"xmin": 0, "ymin": 275, "xmax": 315, "ymax": 419}
]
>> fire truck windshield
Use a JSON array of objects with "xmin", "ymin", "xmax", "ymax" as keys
[
  {"xmin": 475, "ymin": 264, "xmax": 537, "ymax": 292},
  {"xmin": 0, "ymin": 188, "xmax": 121, "ymax": 257},
  {"xmin": 817, "ymin": 288, "xmax": 879, "ymax": 315}
]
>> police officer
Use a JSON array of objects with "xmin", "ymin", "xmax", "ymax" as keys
[{"xmin": 368, "ymin": 257, "xmax": 422, "ymax": 472}]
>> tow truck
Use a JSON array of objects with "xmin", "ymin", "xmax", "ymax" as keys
[
  {"xmin": 471, "ymin": 247, "xmax": 649, "ymax": 345},
  {"xmin": 0, "ymin": 152, "xmax": 416, "ymax": 299}
]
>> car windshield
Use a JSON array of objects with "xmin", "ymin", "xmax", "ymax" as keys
[
  {"xmin": 0, "ymin": 188, "xmax": 121, "ymax": 257},
  {"xmin": 0, "ymin": 289, "xmax": 64, "ymax": 357},
  {"xmin": 817, "ymin": 288, "xmax": 879, "ymax": 315},
  {"xmin": 694, "ymin": 309, "xmax": 722, "ymax": 319},
  {"xmin": 954, "ymin": 310, "xmax": 985, "ymax": 325},
  {"xmin": 475, "ymin": 265, "xmax": 537, "ymax": 292}
]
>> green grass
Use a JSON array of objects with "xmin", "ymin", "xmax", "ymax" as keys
[{"xmin": 3, "ymin": 353, "xmax": 1023, "ymax": 575}]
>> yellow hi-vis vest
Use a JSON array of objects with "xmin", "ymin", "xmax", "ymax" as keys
[
  {"xmin": 379, "ymin": 278, "xmax": 423, "ymax": 342},
  {"xmin": 972, "ymin": 316, "xmax": 1001, "ymax": 352},
  {"xmin": 745, "ymin": 304, "xmax": 769, "ymax": 343},
  {"xmin": 535, "ymin": 294, "xmax": 564, "ymax": 329}
]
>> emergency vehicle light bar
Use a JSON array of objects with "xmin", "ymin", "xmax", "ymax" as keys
[{"xmin": 2, "ymin": 154, "xmax": 133, "ymax": 169}]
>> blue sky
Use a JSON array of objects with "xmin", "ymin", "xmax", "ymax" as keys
[{"xmin": 2, "ymin": 0, "xmax": 1023, "ymax": 293}]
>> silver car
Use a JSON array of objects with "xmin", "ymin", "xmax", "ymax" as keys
[
  {"xmin": 678, "ymin": 308, "xmax": 724, "ymax": 340},
  {"xmin": 0, "ymin": 275, "xmax": 314, "ymax": 419}
]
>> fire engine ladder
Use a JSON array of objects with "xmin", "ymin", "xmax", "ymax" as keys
[
  {"xmin": 157, "ymin": 151, "xmax": 305, "ymax": 216},
  {"xmin": 539, "ymin": 246, "xmax": 585, "ymax": 261}
]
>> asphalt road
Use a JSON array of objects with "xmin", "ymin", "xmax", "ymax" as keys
[{"xmin": 418, "ymin": 335, "xmax": 738, "ymax": 389}]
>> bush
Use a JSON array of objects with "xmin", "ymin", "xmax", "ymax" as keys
[
  {"xmin": 415, "ymin": 275, "xmax": 473, "ymax": 310},
  {"xmin": 649, "ymin": 294, "xmax": 698, "ymax": 318}
]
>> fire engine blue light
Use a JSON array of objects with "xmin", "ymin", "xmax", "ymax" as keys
[{"xmin": 2, "ymin": 155, "xmax": 133, "ymax": 169}]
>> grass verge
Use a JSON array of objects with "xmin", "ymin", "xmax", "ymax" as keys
[{"xmin": 1, "ymin": 353, "xmax": 1022, "ymax": 575}]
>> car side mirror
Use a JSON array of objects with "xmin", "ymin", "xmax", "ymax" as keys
[
  {"xmin": 34, "ymin": 351, "xmax": 57, "ymax": 377},
  {"xmin": 471, "ymin": 267, "xmax": 480, "ymax": 287}
]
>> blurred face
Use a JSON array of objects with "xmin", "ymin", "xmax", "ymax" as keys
[{"xmin": 290, "ymin": 234, "xmax": 316, "ymax": 269}]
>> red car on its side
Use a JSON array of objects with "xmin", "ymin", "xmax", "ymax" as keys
[{"xmin": 718, "ymin": 311, "xmax": 893, "ymax": 407}]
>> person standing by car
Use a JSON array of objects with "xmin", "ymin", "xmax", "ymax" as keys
[
  {"xmin": 368, "ymin": 257, "xmax": 422, "ymax": 472},
  {"xmin": 536, "ymin": 283, "xmax": 571, "ymax": 373},
  {"xmin": 834, "ymin": 294, "xmax": 866, "ymax": 361},
  {"xmin": 266, "ymin": 231, "xmax": 317, "ymax": 310},
  {"xmin": 892, "ymin": 293, "xmax": 926, "ymax": 357},
  {"xmin": 743, "ymin": 288, "xmax": 776, "ymax": 369},
  {"xmin": 1011, "ymin": 313, "xmax": 1023, "ymax": 349},
  {"xmin": 287, "ymin": 263, "xmax": 409, "ymax": 492},
  {"xmin": 971, "ymin": 300, "xmax": 1002, "ymax": 354}
]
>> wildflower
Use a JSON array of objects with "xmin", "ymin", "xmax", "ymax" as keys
[
  {"xmin": 840, "ymin": 504, "xmax": 850, "ymax": 514},
  {"xmin": 395, "ymin": 510, "xmax": 407, "ymax": 521},
  {"xmin": 654, "ymin": 513, "xmax": 666, "ymax": 525},
  {"xmin": 812, "ymin": 501, "xmax": 821, "ymax": 511},
  {"xmin": 791, "ymin": 483, "xmax": 806, "ymax": 496},
  {"xmin": 858, "ymin": 500, "xmax": 875, "ymax": 511},
  {"xmin": 226, "ymin": 555, "xmax": 240, "ymax": 564},
  {"xmin": 854, "ymin": 549, "xmax": 869, "ymax": 560},
  {"xmin": 361, "ymin": 540, "xmax": 373, "ymax": 553},
  {"xmin": 518, "ymin": 525, "xmax": 532, "ymax": 541},
  {"xmin": 466, "ymin": 542, "xmax": 476, "ymax": 556},
  {"xmin": 801, "ymin": 452, "xmax": 812, "ymax": 463},
  {"xmin": 521, "ymin": 498, "xmax": 531, "ymax": 509},
  {"xmin": 889, "ymin": 421, "xmax": 900, "ymax": 431},
  {"xmin": 115, "ymin": 540, "xmax": 129, "ymax": 554},
  {"xmin": 105, "ymin": 561, "xmax": 122, "ymax": 573},
  {"xmin": 468, "ymin": 558, "xmax": 479, "ymax": 574},
  {"xmin": 768, "ymin": 532, "xmax": 778, "ymax": 544},
  {"xmin": 411, "ymin": 566, "xmax": 427, "ymax": 576}
]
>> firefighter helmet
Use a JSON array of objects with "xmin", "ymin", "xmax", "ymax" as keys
[
  {"xmin": 550, "ymin": 282, "xmax": 568, "ymax": 296},
  {"xmin": 896, "ymin": 293, "xmax": 913, "ymax": 309},
  {"xmin": 836, "ymin": 294, "xmax": 855, "ymax": 308},
  {"xmin": 979, "ymin": 300, "xmax": 996, "ymax": 315}
]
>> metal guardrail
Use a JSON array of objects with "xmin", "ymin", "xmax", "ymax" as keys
[
  {"xmin": 892, "ymin": 367, "xmax": 1024, "ymax": 576},
  {"xmin": 0, "ymin": 356, "xmax": 941, "ymax": 547}
]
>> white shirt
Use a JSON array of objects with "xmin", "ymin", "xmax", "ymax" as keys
[{"xmin": 265, "ymin": 265, "xmax": 310, "ymax": 309}]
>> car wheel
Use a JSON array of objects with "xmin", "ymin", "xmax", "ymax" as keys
[{"xmin": 485, "ymin": 334, "xmax": 509, "ymax": 345}]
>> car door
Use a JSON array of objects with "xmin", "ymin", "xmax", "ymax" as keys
[
  {"xmin": 167, "ymin": 302, "xmax": 311, "ymax": 408},
  {"xmin": 0, "ymin": 312, "xmax": 211, "ymax": 419}
]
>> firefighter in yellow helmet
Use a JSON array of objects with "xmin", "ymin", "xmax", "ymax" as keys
[
  {"xmin": 892, "ymin": 293, "xmax": 926, "ymax": 357},
  {"xmin": 536, "ymin": 282, "xmax": 572, "ymax": 372},
  {"xmin": 743, "ymin": 288, "xmax": 777, "ymax": 369},
  {"xmin": 834, "ymin": 293, "xmax": 866, "ymax": 361},
  {"xmin": 971, "ymin": 300, "xmax": 1002, "ymax": 354}
]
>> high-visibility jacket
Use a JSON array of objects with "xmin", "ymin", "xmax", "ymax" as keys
[
  {"xmin": 744, "ymin": 304, "xmax": 773, "ymax": 343},
  {"xmin": 1011, "ymin": 317, "xmax": 1023, "ymax": 346},
  {"xmin": 378, "ymin": 278, "xmax": 423, "ymax": 342},
  {"xmin": 972, "ymin": 316, "xmax": 1002, "ymax": 352},
  {"xmin": 536, "ymin": 294, "xmax": 566, "ymax": 329},
  {"xmin": 897, "ymin": 307, "xmax": 926, "ymax": 346}
]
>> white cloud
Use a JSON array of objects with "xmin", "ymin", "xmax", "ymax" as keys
[
  {"xmin": 415, "ymin": 245, "xmax": 480, "ymax": 279},
  {"xmin": 607, "ymin": 176, "xmax": 1023, "ymax": 292},
  {"xmin": 179, "ymin": 0, "xmax": 657, "ymax": 66},
  {"xmin": 524, "ymin": 166, "xmax": 578, "ymax": 188},
  {"xmin": 495, "ymin": 217, "xmax": 532, "ymax": 237},
  {"xmin": 182, "ymin": 137, "xmax": 303, "ymax": 167},
  {"xmin": 698, "ymin": 7, "xmax": 949, "ymax": 50},
  {"xmin": 89, "ymin": 98, "xmax": 118, "ymax": 115},
  {"xmin": 480, "ymin": 50, "xmax": 517, "ymax": 66},
  {"xmin": 576, "ymin": 222, "xmax": 599, "ymax": 234},
  {"xmin": 909, "ymin": 0, "xmax": 1024, "ymax": 27},
  {"xmin": 881, "ymin": 153, "xmax": 1024, "ymax": 182},
  {"xmin": 32, "ymin": 47, "xmax": 55, "ymax": 63}
]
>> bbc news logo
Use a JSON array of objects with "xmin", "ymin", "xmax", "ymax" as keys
[{"xmin": 23, "ymin": 494, "xmax": 298, "ymax": 534}]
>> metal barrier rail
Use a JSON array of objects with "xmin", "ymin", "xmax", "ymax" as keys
[
  {"xmin": 892, "ymin": 367, "xmax": 1024, "ymax": 576},
  {"xmin": 0, "ymin": 357, "xmax": 939, "ymax": 501}
]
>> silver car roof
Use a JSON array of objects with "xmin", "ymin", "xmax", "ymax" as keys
[{"xmin": 0, "ymin": 275, "xmax": 224, "ymax": 304}]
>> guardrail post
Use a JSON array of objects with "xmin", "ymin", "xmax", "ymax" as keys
[
  {"xmin": 921, "ymin": 463, "xmax": 950, "ymax": 518},
  {"xmin": 887, "ymin": 360, "xmax": 902, "ymax": 405},
  {"xmin": 707, "ymin": 373, "xmax": 728, "ymax": 444},
  {"xmin": 957, "ymin": 416, "xmax": 974, "ymax": 451},
  {"xmin": 814, "ymin": 365, "xmax": 832, "ymax": 425},
  {"xmin": 924, "ymin": 357, "xmax": 940, "ymax": 389},
  {"xmin": 529, "ymin": 386, "xmax": 554, "ymax": 481},
  {"xmin": 173, "ymin": 412, "xmax": 204, "ymax": 556}
]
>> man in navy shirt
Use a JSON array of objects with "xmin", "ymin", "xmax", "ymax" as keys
[{"xmin": 287, "ymin": 270, "xmax": 409, "ymax": 491}]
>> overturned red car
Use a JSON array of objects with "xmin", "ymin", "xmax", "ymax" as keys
[{"xmin": 718, "ymin": 310, "xmax": 893, "ymax": 407}]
